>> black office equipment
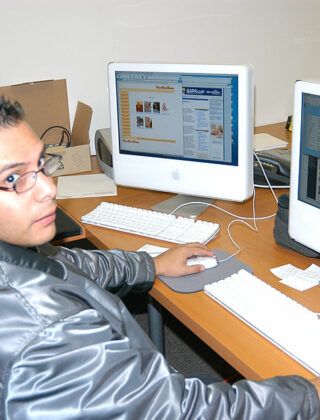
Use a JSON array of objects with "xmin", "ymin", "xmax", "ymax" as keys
[
  {"xmin": 254, "ymin": 149, "xmax": 291, "ymax": 186},
  {"xmin": 54, "ymin": 208, "xmax": 82, "ymax": 241},
  {"xmin": 274, "ymin": 194, "xmax": 319, "ymax": 258}
]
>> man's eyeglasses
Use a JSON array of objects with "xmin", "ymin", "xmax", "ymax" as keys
[{"xmin": 0, "ymin": 155, "xmax": 61, "ymax": 194}]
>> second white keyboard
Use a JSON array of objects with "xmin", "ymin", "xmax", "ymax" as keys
[
  {"xmin": 204, "ymin": 269, "xmax": 320, "ymax": 375},
  {"xmin": 81, "ymin": 202, "xmax": 220, "ymax": 244}
]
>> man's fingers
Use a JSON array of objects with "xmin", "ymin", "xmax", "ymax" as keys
[{"xmin": 184, "ymin": 264, "xmax": 205, "ymax": 275}]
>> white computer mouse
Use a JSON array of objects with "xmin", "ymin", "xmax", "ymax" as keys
[{"xmin": 186, "ymin": 255, "xmax": 218, "ymax": 270}]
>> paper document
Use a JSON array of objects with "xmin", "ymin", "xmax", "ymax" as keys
[
  {"xmin": 137, "ymin": 244, "xmax": 168, "ymax": 256},
  {"xmin": 254, "ymin": 133, "xmax": 288, "ymax": 151},
  {"xmin": 57, "ymin": 173, "xmax": 117, "ymax": 199},
  {"xmin": 271, "ymin": 263, "xmax": 320, "ymax": 291}
]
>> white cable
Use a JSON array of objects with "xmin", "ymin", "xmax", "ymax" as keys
[
  {"xmin": 169, "ymin": 161, "xmax": 281, "ymax": 261},
  {"xmin": 218, "ymin": 219, "xmax": 258, "ymax": 263},
  {"xmin": 213, "ymin": 190, "xmax": 259, "ymax": 263},
  {"xmin": 253, "ymin": 151, "xmax": 279, "ymax": 204},
  {"xmin": 170, "ymin": 199, "xmax": 276, "ymax": 221},
  {"xmin": 255, "ymin": 184, "xmax": 289, "ymax": 189}
]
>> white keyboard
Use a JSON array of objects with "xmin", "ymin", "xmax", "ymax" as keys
[
  {"xmin": 81, "ymin": 202, "xmax": 220, "ymax": 244},
  {"xmin": 204, "ymin": 269, "xmax": 320, "ymax": 375}
]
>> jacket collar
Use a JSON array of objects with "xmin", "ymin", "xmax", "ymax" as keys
[{"xmin": 0, "ymin": 241, "xmax": 65, "ymax": 279}]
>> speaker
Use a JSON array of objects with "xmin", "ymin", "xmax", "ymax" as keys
[
  {"xmin": 94, "ymin": 128, "xmax": 113, "ymax": 179},
  {"xmin": 273, "ymin": 194, "xmax": 319, "ymax": 258}
]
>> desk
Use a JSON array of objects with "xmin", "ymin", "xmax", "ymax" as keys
[{"xmin": 58, "ymin": 123, "xmax": 320, "ymax": 381}]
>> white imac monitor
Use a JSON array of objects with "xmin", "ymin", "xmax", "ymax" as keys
[
  {"xmin": 107, "ymin": 63, "xmax": 254, "ymax": 215},
  {"xmin": 289, "ymin": 80, "xmax": 320, "ymax": 253}
]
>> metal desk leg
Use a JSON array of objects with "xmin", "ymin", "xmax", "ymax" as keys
[{"xmin": 147, "ymin": 296, "xmax": 165, "ymax": 354}]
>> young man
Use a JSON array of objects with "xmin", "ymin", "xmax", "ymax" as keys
[{"xmin": 0, "ymin": 96, "xmax": 319, "ymax": 419}]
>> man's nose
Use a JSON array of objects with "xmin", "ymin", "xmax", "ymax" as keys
[{"xmin": 36, "ymin": 171, "xmax": 57, "ymax": 199}]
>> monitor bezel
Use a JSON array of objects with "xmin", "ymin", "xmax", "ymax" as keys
[
  {"xmin": 289, "ymin": 80, "xmax": 320, "ymax": 253},
  {"xmin": 108, "ymin": 62, "xmax": 254, "ymax": 202}
]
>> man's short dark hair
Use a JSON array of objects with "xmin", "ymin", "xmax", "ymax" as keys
[{"xmin": 0, "ymin": 96, "xmax": 24, "ymax": 128}]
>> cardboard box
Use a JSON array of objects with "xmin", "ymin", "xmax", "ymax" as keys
[{"xmin": 0, "ymin": 79, "xmax": 92, "ymax": 176}]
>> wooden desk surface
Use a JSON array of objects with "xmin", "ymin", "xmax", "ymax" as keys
[{"xmin": 58, "ymin": 122, "xmax": 320, "ymax": 381}]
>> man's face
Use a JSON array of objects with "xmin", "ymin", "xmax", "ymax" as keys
[{"xmin": 0, "ymin": 121, "xmax": 57, "ymax": 247}]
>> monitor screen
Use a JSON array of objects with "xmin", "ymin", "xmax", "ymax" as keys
[
  {"xmin": 108, "ymin": 63, "xmax": 254, "ymax": 210},
  {"xmin": 289, "ymin": 80, "xmax": 320, "ymax": 253}
]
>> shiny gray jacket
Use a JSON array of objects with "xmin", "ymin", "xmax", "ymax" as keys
[{"xmin": 0, "ymin": 241, "xmax": 319, "ymax": 419}]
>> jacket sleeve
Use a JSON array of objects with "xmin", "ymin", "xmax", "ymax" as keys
[
  {"xmin": 55, "ymin": 246, "xmax": 156, "ymax": 296},
  {"xmin": 6, "ymin": 304, "xmax": 320, "ymax": 420}
]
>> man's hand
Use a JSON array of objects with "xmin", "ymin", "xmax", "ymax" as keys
[{"xmin": 153, "ymin": 243, "xmax": 214, "ymax": 277}]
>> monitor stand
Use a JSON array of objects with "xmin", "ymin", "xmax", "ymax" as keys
[{"xmin": 151, "ymin": 194, "xmax": 213, "ymax": 219}]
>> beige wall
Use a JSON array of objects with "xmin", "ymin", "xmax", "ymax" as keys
[{"xmin": 1, "ymin": 0, "xmax": 320, "ymax": 149}]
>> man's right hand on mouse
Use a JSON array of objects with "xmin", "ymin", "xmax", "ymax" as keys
[{"xmin": 153, "ymin": 243, "xmax": 214, "ymax": 277}]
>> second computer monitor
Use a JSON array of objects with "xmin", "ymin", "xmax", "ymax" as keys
[
  {"xmin": 108, "ymin": 62, "xmax": 254, "ymax": 209},
  {"xmin": 289, "ymin": 80, "xmax": 320, "ymax": 253}
]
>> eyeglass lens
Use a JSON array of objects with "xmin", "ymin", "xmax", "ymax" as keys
[{"xmin": 15, "ymin": 156, "xmax": 61, "ymax": 193}]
